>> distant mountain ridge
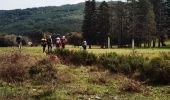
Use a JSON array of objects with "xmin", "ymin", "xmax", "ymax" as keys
[
  {"xmin": 0, "ymin": 1, "xmax": 118, "ymax": 35},
  {"xmin": 0, "ymin": 3, "xmax": 85, "ymax": 34}
]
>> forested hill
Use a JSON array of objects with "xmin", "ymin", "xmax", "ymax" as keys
[{"xmin": 0, "ymin": 3, "xmax": 85, "ymax": 34}]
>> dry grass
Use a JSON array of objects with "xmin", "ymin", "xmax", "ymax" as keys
[
  {"xmin": 0, "ymin": 51, "xmax": 31, "ymax": 83},
  {"xmin": 56, "ymin": 71, "xmax": 75, "ymax": 83},
  {"xmin": 115, "ymin": 74, "xmax": 150, "ymax": 96},
  {"xmin": 88, "ymin": 70, "xmax": 111, "ymax": 85}
]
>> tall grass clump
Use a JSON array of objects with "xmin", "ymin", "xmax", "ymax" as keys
[
  {"xmin": 0, "ymin": 51, "xmax": 30, "ymax": 83},
  {"xmin": 29, "ymin": 58, "xmax": 57, "ymax": 84}
]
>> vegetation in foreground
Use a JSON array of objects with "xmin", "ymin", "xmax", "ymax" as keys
[{"xmin": 0, "ymin": 49, "xmax": 169, "ymax": 99}]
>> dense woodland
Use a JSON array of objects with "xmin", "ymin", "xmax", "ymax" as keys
[
  {"xmin": 0, "ymin": 0, "xmax": 169, "ymax": 48},
  {"xmin": 83, "ymin": 0, "xmax": 170, "ymax": 48}
]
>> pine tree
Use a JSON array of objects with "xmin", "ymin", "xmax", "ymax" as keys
[
  {"xmin": 166, "ymin": 0, "xmax": 170, "ymax": 38},
  {"xmin": 82, "ymin": 0, "xmax": 97, "ymax": 49},
  {"xmin": 127, "ymin": 0, "xmax": 139, "ymax": 47},
  {"xmin": 114, "ymin": 1, "xmax": 129, "ymax": 47},
  {"xmin": 137, "ymin": 0, "xmax": 156, "ymax": 48},
  {"xmin": 150, "ymin": 0, "xmax": 167, "ymax": 47},
  {"xmin": 97, "ymin": 1, "xmax": 111, "ymax": 48}
]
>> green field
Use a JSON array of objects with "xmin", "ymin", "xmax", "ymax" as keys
[
  {"xmin": 0, "ymin": 46, "xmax": 170, "ymax": 99},
  {"xmin": 0, "ymin": 46, "xmax": 169, "ymax": 57}
]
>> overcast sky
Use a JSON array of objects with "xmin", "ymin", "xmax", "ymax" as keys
[{"xmin": 0, "ymin": 0, "xmax": 125, "ymax": 10}]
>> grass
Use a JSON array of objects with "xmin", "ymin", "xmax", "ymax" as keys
[
  {"xmin": 0, "ymin": 64, "xmax": 169, "ymax": 99},
  {"xmin": 0, "ymin": 45, "xmax": 169, "ymax": 58},
  {"xmin": 0, "ymin": 46, "xmax": 169, "ymax": 99}
]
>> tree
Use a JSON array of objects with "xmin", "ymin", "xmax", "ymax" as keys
[
  {"xmin": 127, "ymin": 0, "xmax": 139, "ymax": 48},
  {"xmin": 137, "ymin": 0, "xmax": 156, "ymax": 48},
  {"xmin": 97, "ymin": 1, "xmax": 111, "ymax": 48},
  {"xmin": 150, "ymin": 0, "xmax": 167, "ymax": 47},
  {"xmin": 166, "ymin": 0, "xmax": 170, "ymax": 38},
  {"xmin": 114, "ymin": 1, "xmax": 130, "ymax": 47},
  {"xmin": 82, "ymin": 0, "xmax": 97, "ymax": 48},
  {"xmin": 67, "ymin": 32, "xmax": 83, "ymax": 46}
]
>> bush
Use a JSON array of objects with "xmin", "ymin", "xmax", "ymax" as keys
[
  {"xmin": 0, "ymin": 52, "xmax": 29, "ymax": 83},
  {"xmin": 97, "ymin": 53, "xmax": 119, "ymax": 71},
  {"xmin": 53, "ymin": 49, "xmax": 96, "ymax": 65},
  {"xmin": 0, "ymin": 64, "xmax": 26, "ymax": 83},
  {"xmin": 70, "ymin": 51, "xmax": 97, "ymax": 65},
  {"xmin": 67, "ymin": 32, "xmax": 83, "ymax": 46},
  {"xmin": 119, "ymin": 77, "xmax": 143, "ymax": 93},
  {"xmin": 145, "ymin": 57, "xmax": 170, "ymax": 84},
  {"xmin": 0, "ymin": 34, "xmax": 17, "ymax": 47},
  {"xmin": 126, "ymin": 55, "xmax": 146, "ymax": 72},
  {"xmin": 98, "ymin": 53, "xmax": 145, "ymax": 74},
  {"xmin": 29, "ymin": 59, "xmax": 57, "ymax": 83}
]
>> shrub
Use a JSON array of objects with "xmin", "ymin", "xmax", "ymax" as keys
[
  {"xmin": 70, "ymin": 51, "xmax": 97, "ymax": 65},
  {"xmin": 97, "ymin": 53, "xmax": 119, "ymax": 71},
  {"xmin": 119, "ymin": 77, "xmax": 143, "ymax": 93},
  {"xmin": 52, "ymin": 49, "xmax": 96, "ymax": 65},
  {"xmin": 0, "ymin": 52, "xmax": 29, "ymax": 83},
  {"xmin": 145, "ymin": 57, "xmax": 170, "ymax": 84},
  {"xmin": 0, "ymin": 34, "xmax": 17, "ymax": 47},
  {"xmin": 126, "ymin": 55, "xmax": 146, "ymax": 72},
  {"xmin": 29, "ymin": 59, "xmax": 57, "ymax": 83},
  {"xmin": 67, "ymin": 32, "xmax": 83, "ymax": 46},
  {"xmin": 53, "ymin": 48, "xmax": 73, "ymax": 62},
  {"xmin": 0, "ymin": 64, "xmax": 26, "ymax": 83}
]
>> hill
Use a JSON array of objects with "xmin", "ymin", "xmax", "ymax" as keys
[
  {"xmin": 0, "ymin": 3, "xmax": 85, "ymax": 34},
  {"xmin": 0, "ymin": 1, "xmax": 120, "ymax": 35}
]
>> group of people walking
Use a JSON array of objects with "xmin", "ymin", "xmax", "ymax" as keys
[
  {"xmin": 41, "ymin": 35, "xmax": 67, "ymax": 53},
  {"xmin": 15, "ymin": 35, "xmax": 87, "ymax": 53}
]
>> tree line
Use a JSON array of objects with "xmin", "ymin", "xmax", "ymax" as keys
[{"xmin": 82, "ymin": 0, "xmax": 170, "ymax": 48}]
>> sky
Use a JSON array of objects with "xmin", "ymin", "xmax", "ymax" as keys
[{"xmin": 0, "ymin": 0, "xmax": 125, "ymax": 10}]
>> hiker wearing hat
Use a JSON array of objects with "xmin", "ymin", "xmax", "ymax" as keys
[
  {"xmin": 41, "ymin": 37, "xmax": 47, "ymax": 53},
  {"xmin": 47, "ymin": 35, "xmax": 53, "ymax": 53},
  {"xmin": 55, "ymin": 37, "xmax": 61, "ymax": 48},
  {"xmin": 61, "ymin": 36, "xmax": 67, "ymax": 49}
]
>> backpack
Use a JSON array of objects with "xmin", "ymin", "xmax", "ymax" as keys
[
  {"xmin": 47, "ymin": 38, "xmax": 52, "ymax": 44},
  {"xmin": 16, "ymin": 36, "xmax": 22, "ymax": 43}
]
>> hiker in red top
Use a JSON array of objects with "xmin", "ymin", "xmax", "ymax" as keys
[
  {"xmin": 61, "ymin": 36, "xmax": 66, "ymax": 49},
  {"xmin": 46, "ymin": 35, "xmax": 53, "ymax": 53},
  {"xmin": 55, "ymin": 37, "xmax": 61, "ymax": 48}
]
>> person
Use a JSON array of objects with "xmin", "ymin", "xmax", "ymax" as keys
[
  {"xmin": 41, "ymin": 38, "xmax": 47, "ymax": 53},
  {"xmin": 61, "ymin": 36, "xmax": 66, "ymax": 49},
  {"xmin": 16, "ymin": 35, "xmax": 23, "ymax": 49},
  {"xmin": 46, "ymin": 35, "xmax": 53, "ymax": 53},
  {"xmin": 82, "ymin": 40, "xmax": 87, "ymax": 50},
  {"xmin": 55, "ymin": 37, "xmax": 61, "ymax": 48}
]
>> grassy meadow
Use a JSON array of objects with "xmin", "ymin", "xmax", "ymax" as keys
[
  {"xmin": 0, "ymin": 45, "xmax": 169, "ymax": 57},
  {"xmin": 0, "ymin": 46, "xmax": 169, "ymax": 99}
]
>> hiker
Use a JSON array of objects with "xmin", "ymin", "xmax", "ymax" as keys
[
  {"xmin": 82, "ymin": 40, "xmax": 87, "ymax": 50},
  {"xmin": 55, "ymin": 37, "xmax": 61, "ymax": 48},
  {"xmin": 41, "ymin": 37, "xmax": 47, "ymax": 53},
  {"xmin": 16, "ymin": 35, "xmax": 23, "ymax": 49},
  {"xmin": 61, "ymin": 36, "xmax": 66, "ymax": 49},
  {"xmin": 47, "ymin": 35, "xmax": 53, "ymax": 53}
]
